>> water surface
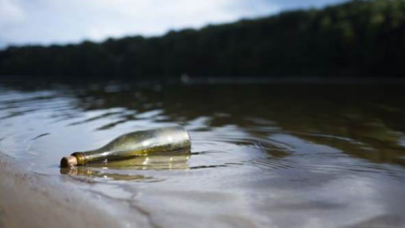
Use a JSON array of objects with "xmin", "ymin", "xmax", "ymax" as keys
[{"xmin": 1, "ymin": 80, "xmax": 405, "ymax": 228}]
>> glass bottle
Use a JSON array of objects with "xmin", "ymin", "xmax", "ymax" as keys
[
  {"xmin": 60, "ymin": 151, "xmax": 191, "ymax": 179},
  {"xmin": 60, "ymin": 126, "xmax": 191, "ymax": 167}
]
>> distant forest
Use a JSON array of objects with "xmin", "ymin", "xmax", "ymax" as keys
[{"xmin": 0, "ymin": 0, "xmax": 404, "ymax": 79}]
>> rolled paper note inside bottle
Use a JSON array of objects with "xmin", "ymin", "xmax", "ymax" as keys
[{"xmin": 60, "ymin": 126, "xmax": 191, "ymax": 167}]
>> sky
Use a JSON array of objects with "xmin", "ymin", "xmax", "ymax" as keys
[{"xmin": 0, "ymin": 0, "xmax": 346, "ymax": 48}]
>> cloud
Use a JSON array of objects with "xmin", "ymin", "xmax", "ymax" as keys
[
  {"xmin": 0, "ymin": 0, "xmax": 24, "ymax": 27},
  {"xmin": 261, "ymin": 0, "xmax": 347, "ymax": 10},
  {"xmin": 0, "ymin": 0, "xmax": 345, "ymax": 47}
]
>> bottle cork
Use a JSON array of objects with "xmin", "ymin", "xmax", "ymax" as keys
[{"xmin": 60, "ymin": 156, "xmax": 78, "ymax": 167}]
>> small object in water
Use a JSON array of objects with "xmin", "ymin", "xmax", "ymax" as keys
[{"xmin": 60, "ymin": 126, "xmax": 191, "ymax": 167}]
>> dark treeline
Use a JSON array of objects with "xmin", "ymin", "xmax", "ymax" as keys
[{"xmin": 1, "ymin": 0, "xmax": 405, "ymax": 79}]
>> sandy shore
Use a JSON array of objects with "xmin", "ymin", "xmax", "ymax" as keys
[{"xmin": 0, "ymin": 152, "xmax": 151, "ymax": 228}]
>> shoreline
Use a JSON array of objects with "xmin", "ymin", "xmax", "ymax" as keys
[{"xmin": 0, "ymin": 152, "xmax": 150, "ymax": 228}]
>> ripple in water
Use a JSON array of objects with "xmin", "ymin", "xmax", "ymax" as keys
[{"xmin": 1, "ymin": 81, "xmax": 405, "ymax": 228}]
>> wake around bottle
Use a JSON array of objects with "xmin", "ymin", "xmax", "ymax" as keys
[{"xmin": 60, "ymin": 126, "xmax": 191, "ymax": 167}]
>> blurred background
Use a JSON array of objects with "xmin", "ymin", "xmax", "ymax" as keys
[
  {"xmin": 1, "ymin": 0, "xmax": 404, "ymax": 79},
  {"xmin": 2, "ymin": 1, "xmax": 405, "ymax": 227}
]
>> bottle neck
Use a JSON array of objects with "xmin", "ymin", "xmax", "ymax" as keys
[{"xmin": 72, "ymin": 152, "xmax": 87, "ymax": 165}]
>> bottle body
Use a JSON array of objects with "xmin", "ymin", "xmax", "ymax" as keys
[{"xmin": 61, "ymin": 126, "xmax": 191, "ymax": 167}]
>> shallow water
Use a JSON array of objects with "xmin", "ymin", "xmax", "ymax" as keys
[{"xmin": 1, "ymin": 80, "xmax": 405, "ymax": 228}]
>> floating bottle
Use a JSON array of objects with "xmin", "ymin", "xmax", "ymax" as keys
[
  {"xmin": 60, "ymin": 152, "xmax": 191, "ymax": 179},
  {"xmin": 60, "ymin": 126, "xmax": 191, "ymax": 167}
]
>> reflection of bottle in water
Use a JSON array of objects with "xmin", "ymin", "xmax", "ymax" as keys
[
  {"xmin": 61, "ymin": 152, "xmax": 191, "ymax": 179},
  {"xmin": 60, "ymin": 126, "xmax": 191, "ymax": 167}
]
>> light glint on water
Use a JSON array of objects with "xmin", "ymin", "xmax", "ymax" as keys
[{"xmin": 1, "ymin": 81, "xmax": 405, "ymax": 228}]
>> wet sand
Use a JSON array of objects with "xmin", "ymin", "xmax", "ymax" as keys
[{"xmin": 0, "ymin": 152, "xmax": 152, "ymax": 228}]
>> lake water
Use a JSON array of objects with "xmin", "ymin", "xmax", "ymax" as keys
[{"xmin": 1, "ymin": 80, "xmax": 405, "ymax": 228}]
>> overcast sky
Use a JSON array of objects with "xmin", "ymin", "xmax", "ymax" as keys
[{"xmin": 0, "ymin": 0, "xmax": 346, "ymax": 48}]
